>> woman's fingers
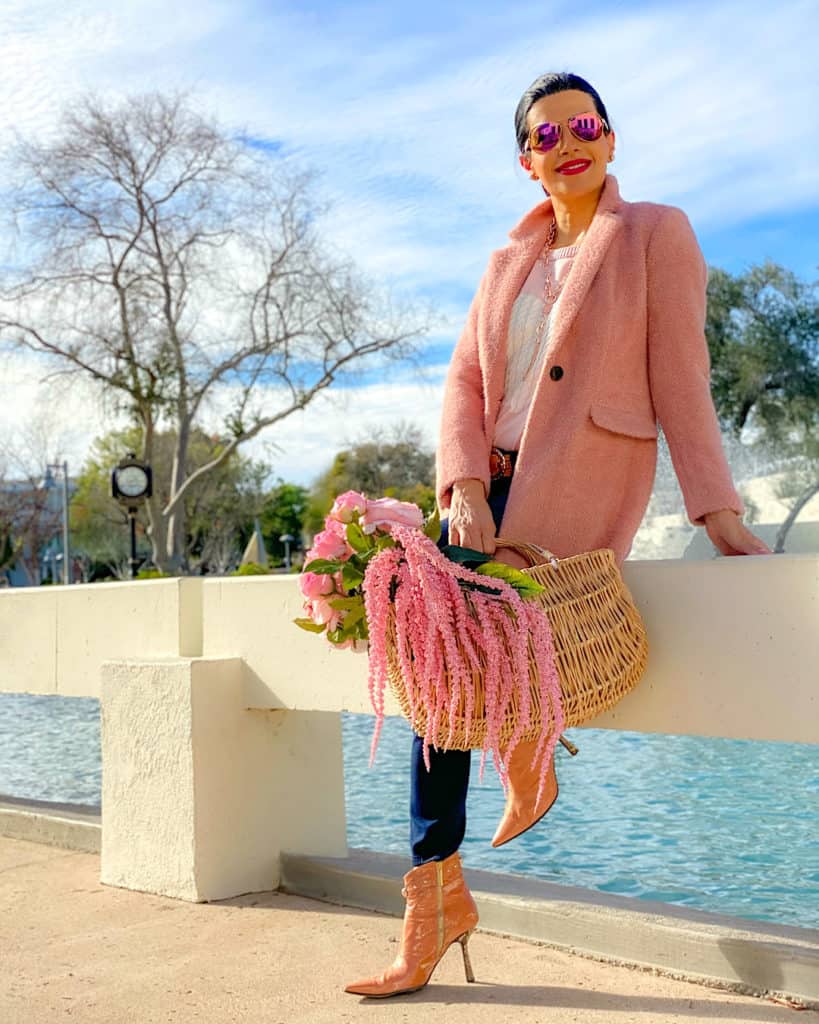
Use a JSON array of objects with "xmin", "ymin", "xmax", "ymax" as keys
[
  {"xmin": 481, "ymin": 512, "xmax": 497, "ymax": 554},
  {"xmin": 451, "ymin": 509, "xmax": 497, "ymax": 553},
  {"xmin": 704, "ymin": 511, "xmax": 772, "ymax": 556}
]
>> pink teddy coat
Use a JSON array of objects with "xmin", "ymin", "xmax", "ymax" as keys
[{"xmin": 435, "ymin": 173, "xmax": 745, "ymax": 566}]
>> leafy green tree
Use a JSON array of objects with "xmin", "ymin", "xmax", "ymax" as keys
[
  {"xmin": 707, "ymin": 262, "xmax": 819, "ymax": 437},
  {"xmin": 259, "ymin": 481, "xmax": 309, "ymax": 563},
  {"xmin": 0, "ymin": 448, "xmax": 63, "ymax": 585},
  {"xmin": 706, "ymin": 261, "xmax": 819, "ymax": 550},
  {"xmin": 305, "ymin": 423, "xmax": 435, "ymax": 536},
  {"xmin": 70, "ymin": 427, "xmax": 267, "ymax": 577},
  {"xmin": 0, "ymin": 527, "xmax": 18, "ymax": 577},
  {"xmin": 69, "ymin": 431, "xmax": 139, "ymax": 579}
]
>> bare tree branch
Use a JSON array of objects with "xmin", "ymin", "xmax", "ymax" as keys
[{"xmin": 0, "ymin": 90, "xmax": 431, "ymax": 572}]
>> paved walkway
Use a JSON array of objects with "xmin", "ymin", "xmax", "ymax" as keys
[{"xmin": 2, "ymin": 836, "xmax": 815, "ymax": 1023}]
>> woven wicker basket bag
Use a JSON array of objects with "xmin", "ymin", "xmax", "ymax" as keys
[{"xmin": 385, "ymin": 537, "xmax": 649, "ymax": 751}]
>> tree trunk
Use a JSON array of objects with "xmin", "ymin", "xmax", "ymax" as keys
[
  {"xmin": 163, "ymin": 419, "xmax": 191, "ymax": 573},
  {"xmin": 773, "ymin": 477, "xmax": 819, "ymax": 553}
]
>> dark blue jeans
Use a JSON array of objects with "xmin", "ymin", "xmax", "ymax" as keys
[{"xmin": 409, "ymin": 476, "xmax": 512, "ymax": 865}]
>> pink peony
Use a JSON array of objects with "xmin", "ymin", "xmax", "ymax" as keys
[
  {"xmin": 360, "ymin": 497, "xmax": 424, "ymax": 535},
  {"xmin": 330, "ymin": 490, "xmax": 368, "ymax": 523},
  {"xmin": 299, "ymin": 571, "xmax": 335, "ymax": 600}
]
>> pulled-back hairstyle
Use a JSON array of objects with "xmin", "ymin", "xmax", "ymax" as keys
[{"xmin": 514, "ymin": 71, "xmax": 613, "ymax": 153}]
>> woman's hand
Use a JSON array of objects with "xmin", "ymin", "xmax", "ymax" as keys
[
  {"xmin": 449, "ymin": 479, "xmax": 497, "ymax": 554},
  {"xmin": 703, "ymin": 509, "xmax": 773, "ymax": 556}
]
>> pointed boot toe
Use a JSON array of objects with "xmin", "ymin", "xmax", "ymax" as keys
[
  {"xmin": 491, "ymin": 742, "xmax": 559, "ymax": 848},
  {"xmin": 344, "ymin": 973, "xmax": 413, "ymax": 998}
]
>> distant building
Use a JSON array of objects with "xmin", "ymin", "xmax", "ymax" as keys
[{"xmin": 0, "ymin": 476, "xmax": 78, "ymax": 587}]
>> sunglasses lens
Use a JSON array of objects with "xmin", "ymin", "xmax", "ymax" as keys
[
  {"xmin": 530, "ymin": 122, "xmax": 560, "ymax": 151},
  {"xmin": 569, "ymin": 113, "xmax": 603, "ymax": 141}
]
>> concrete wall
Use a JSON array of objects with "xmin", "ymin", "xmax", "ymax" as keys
[
  {"xmin": 1, "ymin": 553, "xmax": 817, "ymax": 901},
  {"xmin": 2, "ymin": 554, "xmax": 815, "ymax": 741}
]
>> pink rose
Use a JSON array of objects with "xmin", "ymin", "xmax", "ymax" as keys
[
  {"xmin": 299, "ymin": 571, "xmax": 335, "ymax": 600},
  {"xmin": 310, "ymin": 595, "xmax": 343, "ymax": 632},
  {"xmin": 360, "ymin": 497, "xmax": 424, "ymax": 535},
  {"xmin": 310, "ymin": 520, "xmax": 352, "ymax": 561},
  {"xmin": 330, "ymin": 490, "xmax": 368, "ymax": 523}
]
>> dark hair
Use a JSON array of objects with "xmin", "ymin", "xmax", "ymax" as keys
[{"xmin": 514, "ymin": 71, "xmax": 613, "ymax": 153}]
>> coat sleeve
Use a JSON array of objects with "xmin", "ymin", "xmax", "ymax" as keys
[
  {"xmin": 646, "ymin": 206, "xmax": 745, "ymax": 526},
  {"xmin": 435, "ymin": 271, "xmax": 492, "ymax": 513}
]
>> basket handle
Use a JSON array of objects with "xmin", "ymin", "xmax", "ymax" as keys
[{"xmin": 493, "ymin": 536, "xmax": 559, "ymax": 567}]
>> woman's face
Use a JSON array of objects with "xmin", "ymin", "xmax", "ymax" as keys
[{"xmin": 520, "ymin": 88, "xmax": 615, "ymax": 202}]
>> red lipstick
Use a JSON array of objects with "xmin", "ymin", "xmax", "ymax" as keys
[{"xmin": 556, "ymin": 160, "xmax": 591, "ymax": 175}]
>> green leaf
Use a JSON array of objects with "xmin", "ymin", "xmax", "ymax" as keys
[
  {"xmin": 345, "ymin": 521, "xmax": 371, "ymax": 553},
  {"xmin": 440, "ymin": 543, "xmax": 493, "ymax": 566},
  {"xmin": 327, "ymin": 594, "xmax": 364, "ymax": 610},
  {"xmin": 341, "ymin": 603, "xmax": 366, "ymax": 629},
  {"xmin": 375, "ymin": 534, "xmax": 397, "ymax": 551},
  {"xmin": 423, "ymin": 506, "xmax": 442, "ymax": 542},
  {"xmin": 303, "ymin": 557, "xmax": 343, "ymax": 574},
  {"xmin": 341, "ymin": 562, "xmax": 366, "ymax": 589},
  {"xmin": 474, "ymin": 561, "xmax": 546, "ymax": 598},
  {"xmin": 293, "ymin": 617, "xmax": 327, "ymax": 634}
]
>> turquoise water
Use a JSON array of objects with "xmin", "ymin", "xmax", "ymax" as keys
[{"xmin": 1, "ymin": 693, "xmax": 817, "ymax": 928}]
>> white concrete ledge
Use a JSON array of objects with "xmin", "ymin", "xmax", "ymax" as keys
[
  {"xmin": 0, "ymin": 796, "xmax": 100, "ymax": 853},
  {"xmin": 280, "ymin": 848, "xmax": 819, "ymax": 1010},
  {"xmin": 4, "ymin": 556, "xmax": 817, "ymax": 746}
]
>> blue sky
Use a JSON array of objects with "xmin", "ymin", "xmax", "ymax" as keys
[{"xmin": 1, "ymin": 0, "xmax": 817, "ymax": 486}]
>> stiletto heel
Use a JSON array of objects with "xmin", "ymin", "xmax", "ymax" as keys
[{"xmin": 458, "ymin": 929, "xmax": 476, "ymax": 983}]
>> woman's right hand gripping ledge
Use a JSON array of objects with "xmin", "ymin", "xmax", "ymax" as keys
[{"xmin": 449, "ymin": 479, "xmax": 498, "ymax": 554}]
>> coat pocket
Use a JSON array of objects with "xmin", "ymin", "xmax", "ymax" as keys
[{"xmin": 589, "ymin": 401, "xmax": 658, "ymax": 439}]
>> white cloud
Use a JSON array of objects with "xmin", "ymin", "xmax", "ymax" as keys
[
  {"xmin": 0, "ymin": 348, "xmax": 448, "ymax": 488},
  {"xmin": 1, "ymin": 0, "xmax": 817, "ymax": 486},
  {"xmin": 3, "ymin": 0, "xmax": 817, "ymax": 287}
]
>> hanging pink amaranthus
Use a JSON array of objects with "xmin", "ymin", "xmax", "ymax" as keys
[{"xmin": 363, "ymin": 522, "xmax": 565, "ymax": 805}]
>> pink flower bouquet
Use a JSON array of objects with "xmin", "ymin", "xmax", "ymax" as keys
[{"xmin": 294, "ymin": 490, "xmax": 565, "ymax": 801}]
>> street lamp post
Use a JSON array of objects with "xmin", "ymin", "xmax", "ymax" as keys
[
  {"xmin": 45, "ymin": 460, "xmax": 71, "ymax": 585},
  {"xmin": 111, "ymin": 454, "xmax": 153, "ymax": 579},
  {"xmin": 279, "ymin": 533, "xmax": 295, "ymax": 570}
]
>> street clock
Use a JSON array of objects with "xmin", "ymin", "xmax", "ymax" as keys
[{"xmin": 111, "ymin": 454, "xmax": 152, "ymax": 504}]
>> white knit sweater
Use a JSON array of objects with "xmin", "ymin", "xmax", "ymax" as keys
[{"xmin": 492, "ymin": 243, "xmax": 580, "ymax": 451}]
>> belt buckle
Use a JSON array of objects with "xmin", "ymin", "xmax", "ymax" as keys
[{"xmin": 490, "ymin": 447, "xmax": 511, "ymax": 480}]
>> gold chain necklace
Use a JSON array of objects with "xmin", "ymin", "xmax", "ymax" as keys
[{"xmin": 521, "ymin": 217, "xmax": 563, "ymax": 380}]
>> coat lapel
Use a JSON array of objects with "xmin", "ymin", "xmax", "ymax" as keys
[
  {"xmin": 479, "ymin": 174, "xmax": 626, "ymax": 424},
  {"xmin": 480, "ymin": 232, "xmax": 545, "ymax": 420},
  {"xmin": 544, "ymin": 183, "xmax": 624, "ymax": 366},
  {"xmin": 477, "ymin": 176, "xmax": 622, "ymax": 432}
]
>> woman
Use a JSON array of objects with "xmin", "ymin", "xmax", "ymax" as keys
[{"xmin": 345, "ymin": 71, "xmax": 771, "ymax": 1000}]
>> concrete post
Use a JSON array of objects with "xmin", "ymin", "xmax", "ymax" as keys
[{"xmin": 99, "ymin": 657, "xmax": 347, "ymax": 902}]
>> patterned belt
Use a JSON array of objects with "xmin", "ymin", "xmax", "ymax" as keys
[{"xmin": 489, "ymin": 446, "xmax": 518, "ymax": 481}]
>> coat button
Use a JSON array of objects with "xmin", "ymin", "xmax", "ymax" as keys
[{"xmin": 549, "ymin": 365, "xmax": 564, "ymax": 381}]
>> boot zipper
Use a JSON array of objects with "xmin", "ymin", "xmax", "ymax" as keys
[{"xmin": 436, "ymin": 861, "xmax": 444, "ymax": 955}]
